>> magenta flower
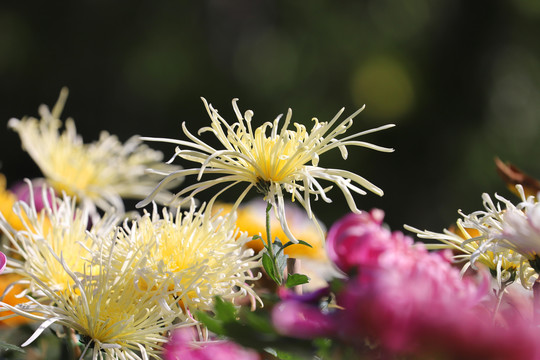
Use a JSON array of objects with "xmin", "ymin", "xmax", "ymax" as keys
[
  {"xmin": 271, "ymin": 299, "xmax": 335, "ymax": 339},
  {"xmin": 10, "ymin": 178, "xmax": 54, "ymax": 213},
  {"xmin": 326, "ymin": 210, "xmax": 539, "ymax": 359},
  {"xmin": 326, "ymin": 209, "xmax": 414, "ymax": 273},
  {"xmin": 0, "ymin": 251, "xmax": 6, "ymax": 273},
  {"xmin": 164, "ymin": 328, "xmax": 260, "ymax": 360}
]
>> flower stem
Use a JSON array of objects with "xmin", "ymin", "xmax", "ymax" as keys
[{"xmin": 264, "ymin": 202, "xmax": 282, "ymax": 284}]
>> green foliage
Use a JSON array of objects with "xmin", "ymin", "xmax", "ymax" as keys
[
  {"xmin": 285, "ymin": 273, "xmax": 310, "ymax": 288},
  {"xmin": 196, "ymin": 296, "xmax": 332, "ymax": 359},
  {"xmin": 0, "ymin": 340, "xmax": 24, "ymax": 353}
]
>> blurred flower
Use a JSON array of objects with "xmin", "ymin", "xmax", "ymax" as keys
[
  {"xmin": 498, "ymin": 200, "xmax": 540, "ymax": 268},
  {"xmin": 164, "ymin": 328, "xmax": 260, "ymax": 360},
  {"xmin": 111, "ymin": 202, "xmax": 261, "ymax": 312},
  {"xmin": 0, "ymin": 173, "xmax": 24, "ymax": 232},
  {"xmin": 137, "ymin": 98, "xmax": 394, "ymax": 243},
  {"xmin": 8, "ymin": 88, "xmax": 182, "ymax": 214},
  {"xmin": 9, "ymin": 177, "xmax": 52, "ymax": 213},
  {"xmin": 271, "ymin": 299, "xmax": 335, "ymax": 340},
  {"xmin": 289, "ymin": 210, "xmax": 540, "ymax": 359},
  {"xmin": 1, "ymin": 240, "xmax": 186, "ymax": 360},
  {"xmin": 0, "ymin": 251, "xmax": 5, "ymax": 274},
  {"xmin": 0, "ymin": 274, "xmax": 34, "ymax": 326}
]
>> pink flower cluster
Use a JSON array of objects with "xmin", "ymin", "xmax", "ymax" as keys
[
  {"xmin": 273, "ymin": 210, "xmax": 540, "ymax": 359},
  {"xmin": 163, "ymin": 328, "xmax": 260, "ymax": 360}
]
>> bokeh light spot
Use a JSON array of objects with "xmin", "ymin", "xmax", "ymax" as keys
[{"xmin": 351, "ymin": 56, "xmax": 415, "ymax": 120}]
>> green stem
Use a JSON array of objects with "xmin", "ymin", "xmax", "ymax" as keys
[
  {"xmin": 264, "ymin": 202, "xmax": 281, "ymax": 284},
  {"xmin": 265, "ymin": 202, "xmax": 273, "ymax": 252}
]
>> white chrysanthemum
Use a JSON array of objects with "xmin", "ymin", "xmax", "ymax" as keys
[
  {"xmin": 409, "ymin": 185, "xmax": 538, "ymax": 289},
  {"xmin": 137, "ymin": 98, "xmax": 394, "ymax": 242},
  {"xmin": 0, "ymin": 243, "xmax": 188, "ymax": 360},
  {"xmin": 405, "ymin": 222, "xmax": 527, "ymax": 288},
  {"xmin": 0, "ymin": 181, "xmax": 120, "ymax": 295},
  {"xmin": 8, "ymin": 88, "xmax": 182, "ymax": 214},
  {"xmin": 111, "ymin": 202, "xmax": 261, "ymax": 312}
]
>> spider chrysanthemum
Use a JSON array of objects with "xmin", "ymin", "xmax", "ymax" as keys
[
  {"xmin": 406, "ymin": 184, "xmax": 538, "ymax": 289},
  {"xmin": 111, "ymin": 202, "xmax": 261, "ymax": 312},
  {"xmin": 8, "ymin": 88, "xmax": 182, "ymax": 214},
  {"xmin": 137, "ymin": 98, "xmax": 394, "ymax": 242}
]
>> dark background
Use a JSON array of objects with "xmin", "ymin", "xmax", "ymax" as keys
[{"xmin": 2, "ymin": 0, "xmax": 540, "ymax": 234}]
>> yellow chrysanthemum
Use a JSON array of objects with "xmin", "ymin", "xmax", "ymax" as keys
[
  {"xmin": 0, "ymin": 184, "xmax": 119, "ymax": 294},
  {"xmin": 138, "ymin": 98, "xmax": 394, "ymax": 243},
  {"xmin": 111, "ymin": 202, "xmax": 260, "ymax": 312},
  {"xmin": 9, "ymin": 88, "xmax": 182, "ymax": 213},
  {"xmin": 0, "ymin": 243, "xmax": 187, "ymax": 360}
]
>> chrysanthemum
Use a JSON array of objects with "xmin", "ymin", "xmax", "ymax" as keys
[
  {"xmin": 0, "ymin": 182, "xmax": 119, "ymax": 295},
  {"xmin": 406, "ymin": 185, "xmax": 538, "ymax": 289},
  {"xmin": 405, "ymin": 222, "xmax": 526, "ymax": 287},
  {"xmin": 137, "ymin": 98, "xmax": 394, "ymax": 242},
  {"xmin": 0, "ymin": 241, "xmax": 187, "ymax": 360},
  {"xmin": 110, "ymin": 202, "xmax": 261, "ymax": 312},
  {"xmin": 8, "ymin": 88, "xmax": 182, "ymax": 214}
]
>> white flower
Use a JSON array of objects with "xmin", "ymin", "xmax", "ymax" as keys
[
  {"xmin": 8, "ymin": 88, "xmax": 182, "ymax": 214},
  {"xmin": 137, "ymin": 98, "xmax": 394, "ymax": 243},
  {"xmin": 410, "ymin": 185, "xmax": 538, "ymax": 289}
]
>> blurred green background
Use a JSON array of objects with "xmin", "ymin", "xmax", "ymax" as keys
[{"xmin": 2, "ymin": 0, "xmax": 540, "ymax": 234}]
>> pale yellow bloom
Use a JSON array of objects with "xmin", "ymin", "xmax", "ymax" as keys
[
  {"xmin": 138, "ymin": 98, "xmax": 394, "ymax": 243},
  {"xmin": 0, "ymin": 183, "xmax": 119, "ymax": 294},
  {"xmin": 9, "ymin": 88, "xmax": 182, "ymax": 214},
  {"xmin": 111, "ymin": 202, "xmax": 261, "ymax": 312},
  {"xmin": 0, "ymin": 241, "xmax": 187, "ymax": 360}
]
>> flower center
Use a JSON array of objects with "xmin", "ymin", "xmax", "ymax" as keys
[{"xmin": 48, "ymin": 141, "xmax": 106, "ymax": 198}]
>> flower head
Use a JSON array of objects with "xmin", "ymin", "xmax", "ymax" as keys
[
  {"xmin": 9, "ymin": 88, "xmax": 182, "ymax": 214},
  {"xmin": 110, "ymin": 202, "xmax": 261, "ymax": 312},
  {"xmin": 1, "ymin": 240, "xmax": 187, "ymax": 360},
  {"xmin": 0, "ymin": 182, "xmax": 119, "ymax": 294},
  {"xmin": 406, "ymin": 185, "xmax": 538, "ymax": 289},
  {"xmin": 164, "ymin": 328, "xmax": 260, "ymax": 360},
  {"xmin": 137, "ymin": 98, "xmax": 394, "ymax": 243}
]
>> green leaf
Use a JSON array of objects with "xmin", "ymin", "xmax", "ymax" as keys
[
  {"xmin": 274, "ymin": 251, "xmax": 288, "ymax": 280},
  {"xmin": 285, "ymin": 273, "xmax": 310, "ymax": 288},
  {"xmin": 213, "ymin": 296, "xmax": 238, "ymax": 323},
  {"xmin": 282, "ymin": 239, "xmax": 313, "ymax": 249},
  {"xmin": 195, "ymin": 311, "xmax": 225, "ymax": 335},
  {"xmin": 0, "ymin": 340, "xmax": 24, "ymax": 353},
  {"xmin": 243, "ymin": 310, "xmax": 275, "ymax": 334},
  {"xmin": 262, "ymin": 251, "xmax": 281, "ymax": 284}
]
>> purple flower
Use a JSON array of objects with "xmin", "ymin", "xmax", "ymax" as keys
[
  {"xmin": 271, "ymin": 300, "xmax": 335, "ymax": 339},
  {"xmin": 164, "ymin": 328, "xmax": 260, "ymax": 360},
  {"xmin": 10, "ymin": 178, "xmax": 53, "ymax": 213}
]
